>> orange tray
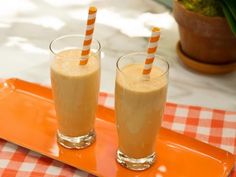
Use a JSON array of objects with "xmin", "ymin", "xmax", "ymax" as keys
[{"xmin": 0, "ymin": 78, "xmax": 235, "ymax": 177}]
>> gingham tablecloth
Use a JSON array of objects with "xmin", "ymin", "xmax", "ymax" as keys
[{"xmin": 0, "ymin": 92, "xmax": 235, "ymax": 177}]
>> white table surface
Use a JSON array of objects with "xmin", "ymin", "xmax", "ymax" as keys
[{"xmin": 0, "ymin": 0, "xmax": 235, "ymax": 111}]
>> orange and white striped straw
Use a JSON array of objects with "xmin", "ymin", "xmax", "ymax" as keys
[
  {"xmin": 80, "ymin": 6, "xmax": 97, "ymax": 65},
  {"xmin": 142, "ymin": 27, "xmax": 160, "ymax": 75}
]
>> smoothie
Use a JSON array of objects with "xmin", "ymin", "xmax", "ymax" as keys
[
  {"xmin": 51, "ymin": 49, "xmax": 100, "ymax": 137},
  {"xmin": 115, "ymin": 63, "xmax": 168, "ymax": 158}
]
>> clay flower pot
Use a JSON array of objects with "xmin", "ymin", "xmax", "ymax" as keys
[{"xmin": 173, "ymin": 0, "xmax": 236, "ymax": 70}]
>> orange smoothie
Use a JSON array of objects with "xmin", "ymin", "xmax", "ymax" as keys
[
  {"xmin": 50, "ymin": 49, "xmax": 100, "ymax": 137},
  {"xmin": 115, "ymin": 63, "xmax": 168, "ymax": 158}
]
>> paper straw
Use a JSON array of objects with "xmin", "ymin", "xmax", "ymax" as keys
[
  {"xmin": 142, "ymin": 27, "xmax": 160, "ymax": 75},
  {"xmin": 80, "ymin": 6, "xmax": 97, "ymax": 65}
]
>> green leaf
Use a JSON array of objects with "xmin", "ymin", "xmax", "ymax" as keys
[
  {"xmin": 220, "ymin": 1, "xmax": 236, "ymax": 36},
  {"xmin": 222, "ymin": 0, "xmax": 236, "ymax": 20}
]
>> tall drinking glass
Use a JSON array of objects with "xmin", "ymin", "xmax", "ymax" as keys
[
  {"xmin": 115, "ymin": 52, "xmax": 169, "ymax": 170},
  {"xmin": 49, "ymin": 34, "xmax": 101, "ymax": 149}
]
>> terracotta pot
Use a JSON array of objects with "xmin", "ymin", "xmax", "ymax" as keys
[{"xmin": 173, "ymin": 0, "xmax": 236, "ymax": 65}]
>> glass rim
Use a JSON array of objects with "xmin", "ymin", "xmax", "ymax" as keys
[
  {"xmin": 116, "ymin": 52, "xmax": 169, "ymax": 78},
  {"xmin": 49, "ymin": 34, "xmax": 101, "ymax": 55}
]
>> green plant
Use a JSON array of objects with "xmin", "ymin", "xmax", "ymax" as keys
[
  {"xmin": 179, "ymin": 0, "xmax": 236, "ymax": 36},
  {"xmin": 180, "ymin": 0, "xmax": 224, "ymax": 16},
  {"xmin": 221, "ymin": 0, "xmax": 236, "ymax": 36}
]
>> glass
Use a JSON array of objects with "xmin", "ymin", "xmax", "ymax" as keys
[
  {"xmin": 49, "ymin": 34, "xmax": 101, "ymax": 149},
  {"xmin": 115, "ymin": 52, "xmax": 169, "ymax": 170}
]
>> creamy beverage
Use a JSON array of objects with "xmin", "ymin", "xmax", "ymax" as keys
[
  {"xmin": 50, "ymin": 48, "xmax": 100, "ymax": 148},
  {"xmin": 115, "ymin": 62, "xmax": 168, "ymax": 162}
]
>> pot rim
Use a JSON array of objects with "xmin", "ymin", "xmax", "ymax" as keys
[
  {"xmin": 174, "ymin": 0, "xmax": 226, "ymax": 22},
  {"xmin": 173, "ymin": 0, "xmax": 235, "ymax": 38}
]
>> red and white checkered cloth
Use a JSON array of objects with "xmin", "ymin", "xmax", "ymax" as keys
[{"xmin": 0, "ymin": 92, "xmax": 235, "ymax": 177}]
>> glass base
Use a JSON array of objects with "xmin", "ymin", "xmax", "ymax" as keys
[
  {"xmin": 57, "ymin": 130, "xmax": 96, "ymax": 149},
  {"xmin": 116, "ymin": 149, "xmax": 156, "ymax": 171}
]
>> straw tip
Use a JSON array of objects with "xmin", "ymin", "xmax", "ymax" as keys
[
  {"xmin": 89, "ymin": 6, "xmax": 97, "ymax": 13},
  {"xmin": 152, "ymin": 27, "xmax": 160, "ymax": 32}
]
